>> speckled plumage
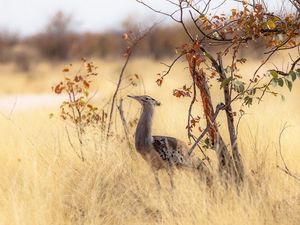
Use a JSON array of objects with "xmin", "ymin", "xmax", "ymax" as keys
[
  {"xmin": 152, "ymin": 136, "xmax": 188, "ymax": 166},
  {"xmin": 128, "ymin": 95, "xmax": 205, "ymax": 188}
]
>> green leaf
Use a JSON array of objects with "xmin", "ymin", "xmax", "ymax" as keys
[
  {"xmin": 244, "ymin": 96, "xmax": 253, "ymax": 106},
  {"xmin": 278, "ymin": 78, "xmax": 284, "ymax": 87},
  {"xmin": 267, "ymin": 19, "xmax": 276, "ymax": 29},
  {"xmin": 232, "ymin": 80, "xmax": 245, "ymax": 93},
  {"xmin": 295, "ymin": 68, "xmax": 300, "ymax": 79},
  {"xmin": 289, "ymin": 70, "xmax": 297, "ymax": 81},
  {"xmin": 270, "ymin": 70, "xmax": 279, "ymax": 79},
  {"xmin": 285, "ymin": 79, "xmax": 293, "ymax": 91},
  {"xmin": 220, "ymin": 77, "xmax": 233, "ymax": 88},
  {"xmin": 224, "ymin": 66, "xmax": 232, "ymax": 74},
  {"xmin": 271, "ymin": 78, "xmax": 277, "ymax": 87},
  {"xmin": 249, "ymin": 88, "xmax": 256, "ymax": 95}
]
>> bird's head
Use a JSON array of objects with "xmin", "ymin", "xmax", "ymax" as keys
[{"xmin": 127, "ymin": 95, "xmax": 161, "ymax": 107}]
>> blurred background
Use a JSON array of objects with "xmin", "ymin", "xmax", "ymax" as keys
[
  {"xmin": 0, "ymin": 0, "xmax": 284, "ymax": 75},
  {"xmin": 0, "ymin": 0, "xmax": 296, "ymax": 121}
]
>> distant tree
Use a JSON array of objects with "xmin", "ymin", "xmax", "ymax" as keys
[
  {"xmin": 0, "ymin": 30, "xmax": 19, "ymax": 62},
  {"xmin": 31, "ymin": 11, "xmax": 74, "ymax": 60}
]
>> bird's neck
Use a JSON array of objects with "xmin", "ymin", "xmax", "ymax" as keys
[{"xmin": 135, "ymin": 105, "xmax": 154, "ymax": 152}]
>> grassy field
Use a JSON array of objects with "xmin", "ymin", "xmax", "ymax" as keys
[{"xmin": 0, "ymin": 57, "xmax": 300, "ymax": 225}]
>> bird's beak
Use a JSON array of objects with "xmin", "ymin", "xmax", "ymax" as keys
[
  {"xmin": 156, "ymin": 101, "xmax": 161, "ymax": 106},
  {"xmin": 127, "ymin": 95, "xmax": 141, "ymax": 102},
  {"xmin": 127, "ymin": 95, "xmax": 136, "ymax": 99}
]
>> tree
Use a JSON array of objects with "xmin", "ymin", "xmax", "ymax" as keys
[
  {"xmin": 137, "ymin": 0, "xmax": 300, "ymax": 184},
  {"xmin": 32, "ymin": 11, "xmax": 74, "ymax": 60}
]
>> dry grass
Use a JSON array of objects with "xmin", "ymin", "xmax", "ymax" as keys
[{"xmin": 0, "ymin": 57, "xmax": 300, "ymax": 225}]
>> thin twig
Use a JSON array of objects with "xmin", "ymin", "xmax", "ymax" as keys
[
  {"xmin": 117, "ymin": 98, "xmax": 134, "ymax": 150},
  {"xmin": 218, "ymin": 54, "xmax": 244, "ymax": 182},
  {"xmin": 236, "ymin": 110, "xmax": 245, "ymax": 138},
  {"xmin": 160, "ymin": 53, "xmax": 185, "ymax": 79},
  {"xmin": 187, "ymin": 56, "xmax": 197, "ymax": 142},
  {"xmin": 65, "ymin": 126, "xmax": 84, "ymax": 161},
  {"xmin": 189, "ymin": 11, "xmax": 232, "ymax": 42},
  {"xmin": 106, "ymin": 29, "xmax": 151, "ymax": 139},
  {"xmin": 278, "ymin": 123, "xmax": 291, "ymax": 173},
  {"xmin": 188, "ymin": 103, "xmax": 225, "ymax": 156},
  {"xmin": 277, "ymin": 123, "xmax": 300, "ymax": 181},
  {"xmin": 291, "ymin": 55, "xmax": 300, "ymax": 71},
  {"xmin": 179, "ymin": 1, "xmax": 194, "ymax": 41},
  {"xmin": 106, "ymin": 49, "xmax": 132, "ymax": 139},
  {"xmin": 136, "ymin": 0, "xmax": 181, "ymax": 22}
]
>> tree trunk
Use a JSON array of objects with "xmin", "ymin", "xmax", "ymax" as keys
[
  {"xmin": 218, "ymin": 55, "xmax": 244, "ymax": 183},
  {"xmin": 187, "ymin": 54, "xmax": 236, "ymax": 178}
]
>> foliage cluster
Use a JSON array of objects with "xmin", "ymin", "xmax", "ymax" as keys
[{"xmin": 52, "ymin": 58, "xmax": 107, "ymax": 159}]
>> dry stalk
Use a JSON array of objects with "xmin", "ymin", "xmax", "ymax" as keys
[{"xmin": 117, "ymin": 98, "xmax": 134, "ymax": 150}]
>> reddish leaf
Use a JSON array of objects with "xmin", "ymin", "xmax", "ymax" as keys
[
  {"xmin": 156, "ymin": 78, "xmax": 163, "ymax": 86},
  {"xmin": 83, "ymin": 80, "xmax": 90, "ymax": 88},
  {"xmin": 54, "ymin": 84, "xmax": 64, "ymax": 94}
]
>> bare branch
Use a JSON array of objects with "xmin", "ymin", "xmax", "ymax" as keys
[
  {"xmin": 165, "ymin": 0, "xmax": 180, "ymax": 7},
  {"xmin": 117, "ymin": 98, "xmax": 134, "ymax": 150},
  {"xmin": 179, "ymin": 1, "xmax": 194, "ymax": 41},
  {"xmin": 289, "ymin": 0, "xmax": 300, "ymax": 12},
  {"xmin": 107, "ymin": 29, "xmax": 151, "ymax": 139},
  {"xmin": 201, "ymin": 0, "xmax": 212, "ymax": 14},
  {"xmin": 106, "ymin": 47, "xmax": 133, "ymax": 139},
  {"xmin": 211, "ymin": 0, "xmax": 227, "ymax": 10},
  {"xmin": 136, "ymin": 0, "xmax": 181, "ymax": 22},
  {"xmin": 257, "ymin": 79, "xmax": 273, "ymax": 103},
  {"xmin": 160, "ymin": 53, "xmax": 185, "ymax": 79},
  {"xmin": 291, "ymin": 55, "xmax": 300, "ymax": 71}
]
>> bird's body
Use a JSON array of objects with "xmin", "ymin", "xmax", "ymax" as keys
[
  {"xmin": 137, "ymin": 135, "xmax": 190, "ymax": 170},
  {"xmin": 152, "ymin": 136, "xmax": 190, "ymax": 168},
  {"xmin": 128, "ymin": 95, "xmax": 204, "ymax": 187}
]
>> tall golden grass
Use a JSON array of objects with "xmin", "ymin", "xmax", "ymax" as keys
[{"xmin": 0, "ymin": 58, "xmax": 299, "ymax": 225}]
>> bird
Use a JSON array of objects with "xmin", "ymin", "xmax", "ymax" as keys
[{"xmin": 127, "ymin": 95, "xmax": 210, "ymax": 188}]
